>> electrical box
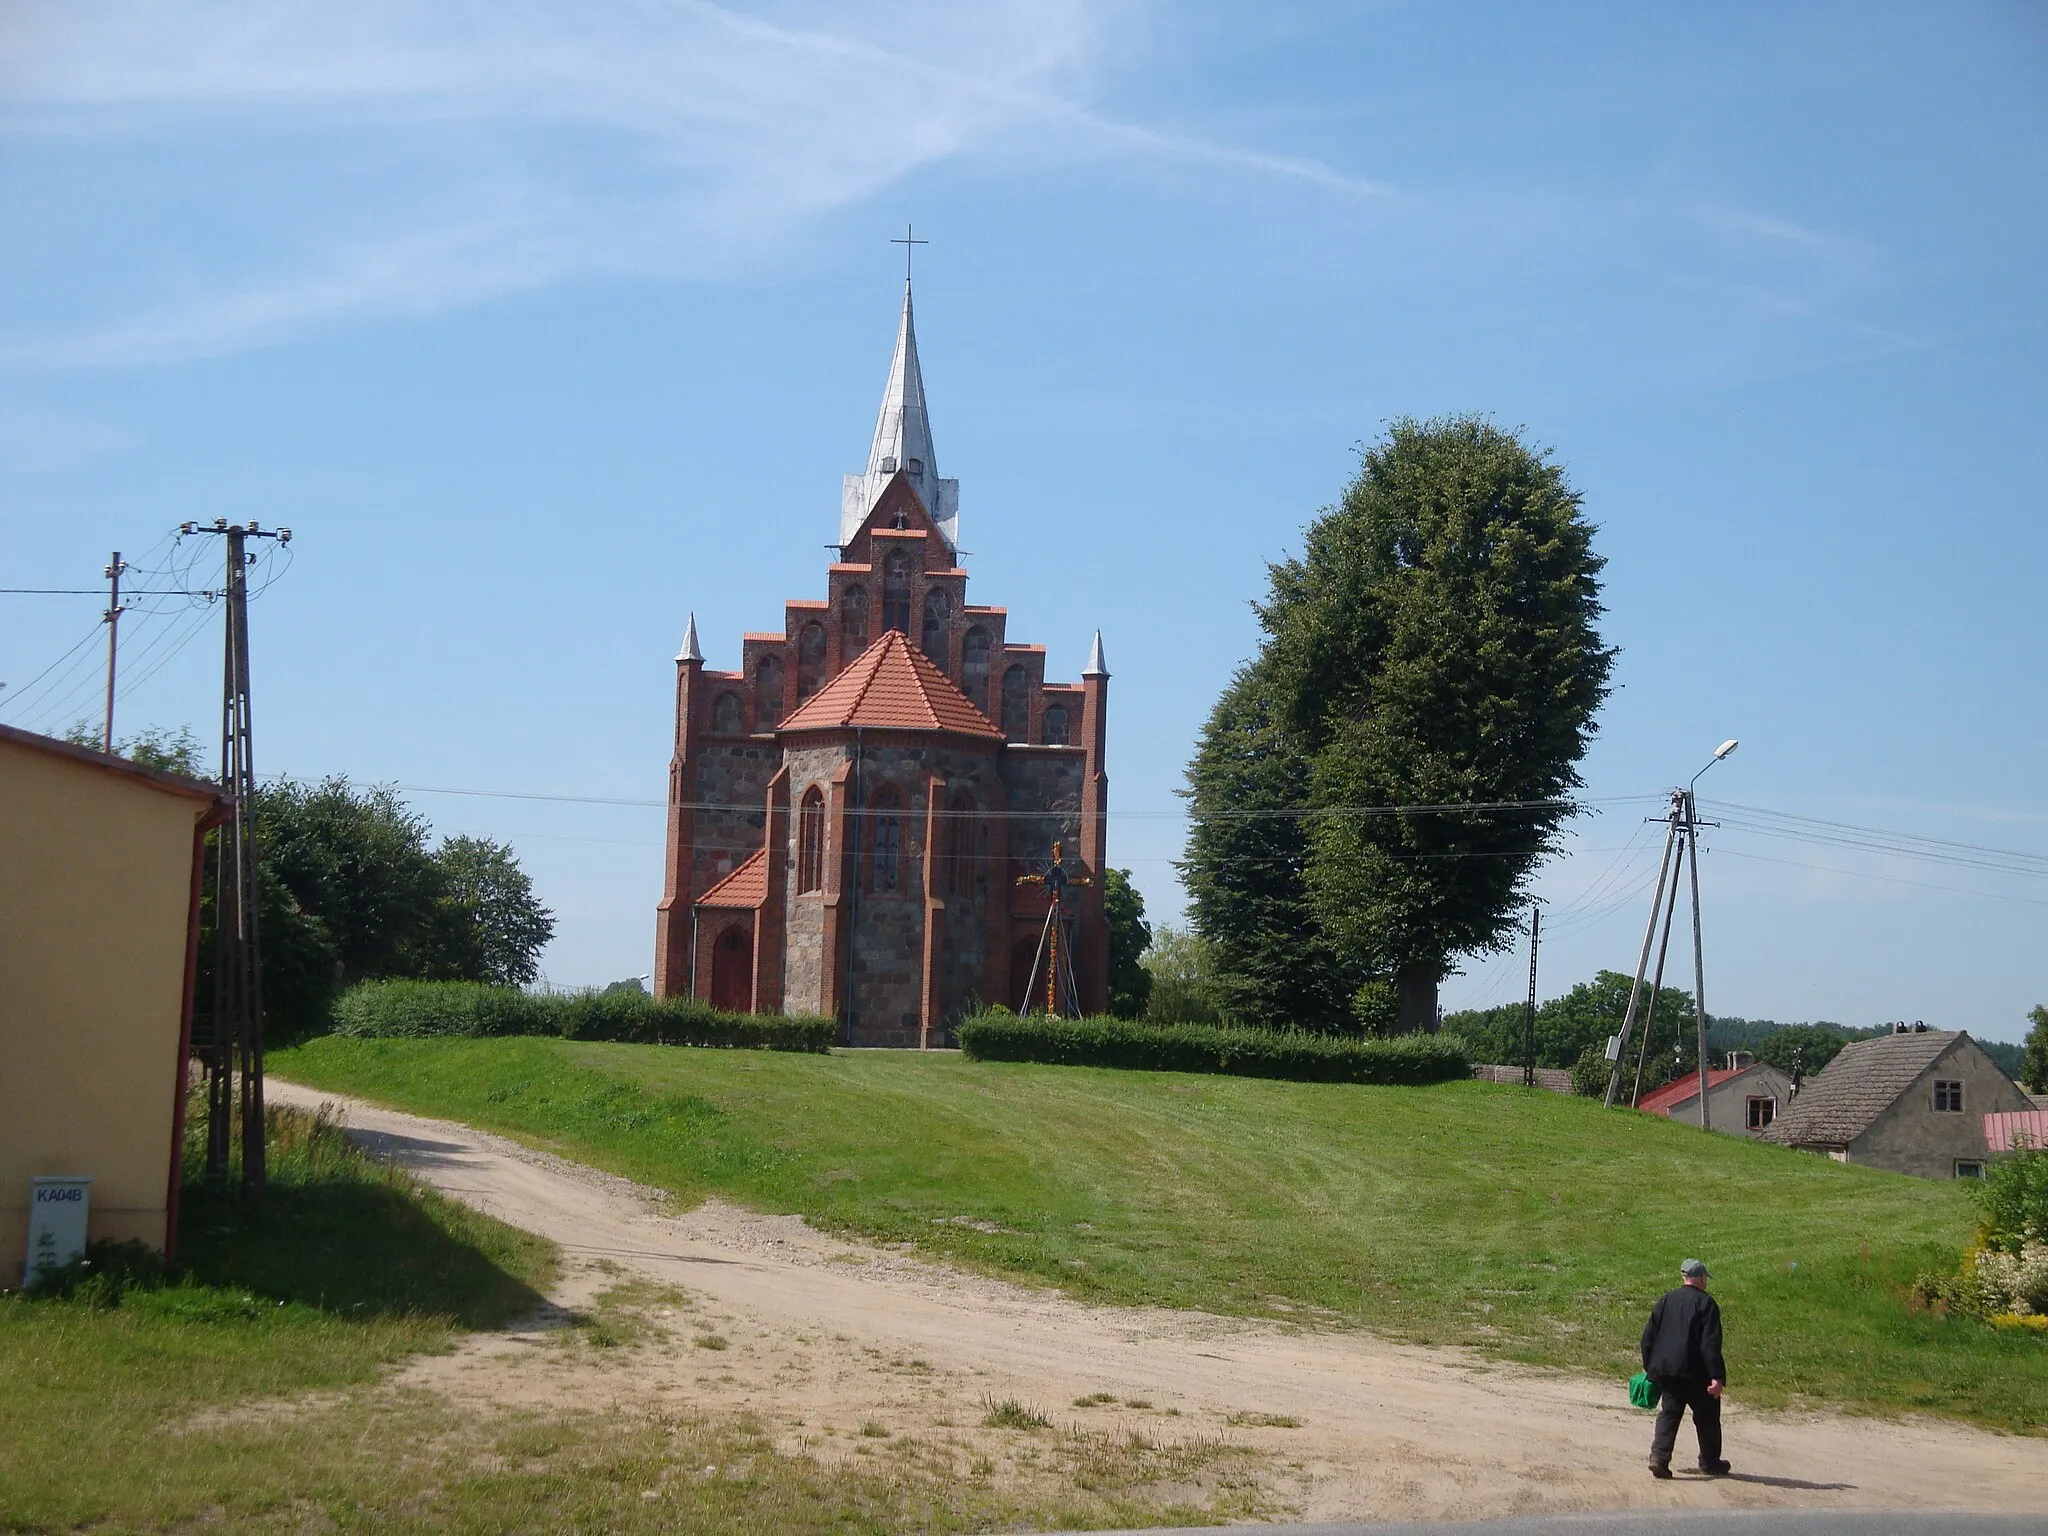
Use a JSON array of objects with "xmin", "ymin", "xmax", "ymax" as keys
[
  {"xmin": 25, "ymin": 1176, "xmax": 92, "ymax": 1287},
  {"xmin": 1604, "ymin": 1034, "xmax": 1622, "ymax": 1062}
]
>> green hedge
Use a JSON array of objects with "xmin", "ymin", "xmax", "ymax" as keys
[
  {"xmin": 330, "ymin": 980, "xmax": 834, "ymax": 1053},
  {"xmin": 955, "ymin": 1012, "xmax": 1470, "ymax": 1085}
]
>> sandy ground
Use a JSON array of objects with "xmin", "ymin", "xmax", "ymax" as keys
[{"xmin": 269, "ymin": 1078, "xmax": 2048, "ymax": 1525}]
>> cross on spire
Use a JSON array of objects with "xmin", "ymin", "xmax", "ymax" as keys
[{"xmin": 890, "ymin": 223, "xmax": 928, "ymax": 284}]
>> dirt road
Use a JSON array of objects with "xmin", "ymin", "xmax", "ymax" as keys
[{"xmin": 269, "ymin": 1078, "xmax": 2048, "ymax": 1525}]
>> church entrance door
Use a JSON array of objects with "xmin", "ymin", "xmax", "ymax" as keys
[{"xmin": 710, "ymin": 927, "xmax": 750, "ymax": 1013}]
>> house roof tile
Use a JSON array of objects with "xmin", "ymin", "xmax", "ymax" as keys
[
  {"xmin": 1638, "ymin": 1067, "xmax": 1746, "ymax": 1117},
  {"xmin": 697, "ymin": 849, "xmax": 768, "ymax": 909},
  {"xmin": 779, "ymin": 629, "xmax": 1004, "ymax": 741},
  {"xmin": 1763, "ymin": 1030, "xmax": 1962, "ymax": 1146}
]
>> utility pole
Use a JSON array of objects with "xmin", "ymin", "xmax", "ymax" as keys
[
  {"xmin": 1684, "ymin": 788, "xmax": 1714, "ymax": 1132},
  {"xmin": 1604, "ymin": 795, "xmax": 1681, "ymax": 1109},
  {"xmin": 1522, "ymin": 903, "xmax": 1541, "ymax": 1088},
  {"xmin": 183, "ymin": 517, "xmax": 290, "ymax": 1197},
  {"xmin": 1629, "ymin": 829, "xmax": 1686, "ymax": 1107},
  {"xmin": 101, "ymin": 551, "xmax": 128, "ymax": 752}
]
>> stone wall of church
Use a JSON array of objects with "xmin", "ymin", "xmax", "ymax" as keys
[
  {"xmin": 689, "ymin": 740, "xmax": 777, "ymax": 898},
  {"xmin": 998, "ymin": 747, "xmax": 1086, "ymax": 876},
  {"xmin": 778, "ymin": 743, "xmax": 844, "ymax": 1018}
]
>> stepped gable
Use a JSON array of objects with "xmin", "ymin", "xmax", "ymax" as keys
[
  {"xmin": 696, "ymin": 849, "xmax": 767, "ymax": 908},
  {"xmin": 1764, "ymin": 1029, "xmax": 1961, "ymax": 1145},
  {"xmin": 779, "ymin": 629, "xmax": 1004, "ymax": 741}
]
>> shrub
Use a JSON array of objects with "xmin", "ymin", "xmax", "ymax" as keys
[
  {"xmin": 330, "ymin": 979, "xmax": 833, "ymax": 1053},
  {"xmin": 1981, "ymin": 1143, "xmax": 2048, "ymax": 1255},
  {"xmin": 955, "ymin": 1012, "xmax": 1468, "ymax": 1086}
]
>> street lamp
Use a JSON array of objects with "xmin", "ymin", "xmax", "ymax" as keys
[{"xmin": 1692, "ymin": 738, "xmax": 1739, "ymax": 792}]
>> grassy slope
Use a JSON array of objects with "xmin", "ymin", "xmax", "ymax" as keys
[{"xmin": 275, "ymin": 1036, "xmax": 2047, "ymax": 1433}]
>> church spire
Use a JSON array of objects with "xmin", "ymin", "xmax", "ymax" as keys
[{"xmin": 841, "ymin": 280, "xmax": 960, "ymax": 552}]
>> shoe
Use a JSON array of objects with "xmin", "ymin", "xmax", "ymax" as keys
[
  {"xmin": 1698, "ymin": 1459, "xmax": 1731, "ymax": 1476},
  {"xmin": 1648, "ymin": 1463, "xmax": 1672, "ymax": 1479}
]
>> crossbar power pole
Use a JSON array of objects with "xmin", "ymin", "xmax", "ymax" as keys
[
  {"xmin": 101, "ymin": 551, "xmax": 128, "ymax": 752},
  {"xmin": 1685, "ymin": 789, "xmax": 1714, "ymax": 1132},
  {"xmin": 184, "ymin": 517, "xmax": 290, "ymax": 1197},
  {"xmin": 1629, "ymin": 829, "xmax": 1687, "ymax": 1107},
  {"xmin": 1521, "ymin": 903, "xmax": 1541, "ymax": 1088},
  {"xmin": 1603, "ymin": 797, "xmax": 1681, "ymax": 1109}
]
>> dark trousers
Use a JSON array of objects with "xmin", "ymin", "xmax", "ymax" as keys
[{"xmin": 1649, "ymin": 1377, "xmax": 1722, "ymax": 1468}]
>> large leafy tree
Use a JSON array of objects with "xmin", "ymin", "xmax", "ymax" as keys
[
  {"xmin": 1252, "ymin": 416, "xmax": 1614, "ymax": 1030},
  {"xmin": 1182, "ymin": 662, "xmax": 1367, "ymax": 1030}
]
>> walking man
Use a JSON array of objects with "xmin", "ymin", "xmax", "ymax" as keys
[{"xmin": 1640, "ymin": 1258, "xmax": 1730, "ymax": 1478}]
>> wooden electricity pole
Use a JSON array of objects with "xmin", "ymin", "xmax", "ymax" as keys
[
  {"xmin": 101, "ymin": 551, "xmax": 127, "ymax": 752},
  {"xmin": 1521, "ymin": 903, "xmax": 1541, "ymax": 1088}
]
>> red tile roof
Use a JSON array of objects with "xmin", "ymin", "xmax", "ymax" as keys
[
  {"xmin": 1638, "ymin": 1067, "xmax": 1746, "ymax": 1117},
  {"xmin": 780, "ymin": 629, "xmax": 1004, "ymax": 741},
  {"xmin": 697, "ymin": 849, "xmax": 768, "ymax": 909}
]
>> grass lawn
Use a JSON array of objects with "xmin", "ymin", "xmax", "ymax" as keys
[
  {"xmin": 275, "ymin": 1035, "xmax": 2048, "ymax": 1434},
  {"xmin": 2, "ymin": 1102, "xmax": 1273, "ymax": 1534}
]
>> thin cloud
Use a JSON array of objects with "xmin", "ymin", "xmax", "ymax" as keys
[{"xmin": 0, "ymin": 1, "xmax": 1389, "ymax": 366}]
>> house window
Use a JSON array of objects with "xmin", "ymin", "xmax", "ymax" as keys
[
  {"xmin": 920, "ymin": 588, "xmax": 950, "ymax": 661},
  {"xmin": 1933, "ymin": 1080, "xmax": 1964, "ymax": 1113},
  {"xmin": 1955, "ymin": 1160, "xmax": 1985, "ymax": 1180},
  {"xmin": 882, "ymin": 551, "xmax": 912, "ymax": 634},
  {"xmin": 797, "ymin": 788, "xmax": 825, "ymax": 893},
  {"xmin": 1746, "ymin": 1096, "xmax": 1776, "ymax": 1130},
  {"xmin": 754, "ymin": 654, "xmax": 784, "ymax": 730},
  {"xmin": 840, "ymin": 585, "xmax": 868, "ymax": 649},
  {"xmin": 961, "ymin": 626, "xmax": 991, "ymax": 712},
  {"xmin": 870, "ymin": 786, "xmax": 902, "ymax": 893},
  {"xmin": 1041, "ymin": 704, "xmax": 1068, "ymax": 746},
  {"xmin": 1001, "ymin": 666, "xmax": 1029, "ymax": 740},
  {"xmin": 711, "ymin": 692, "xmax": 743, "ymax": 735},
  {"xmin": 796, "ymin": 621, "xmax": 826, "ymax": 702}
]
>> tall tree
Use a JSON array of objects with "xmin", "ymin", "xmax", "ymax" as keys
[
  {"xmin": 436, "ymin": 834, "xmax": 557, "ymax": 987},
  {"xmin": 2021, "ymin": 1004, "xmax": 2048, "ymax": 1096},
  {"xmin": 1261, "ymin": 416, "xmax": 1614, "ymax": 1030},
  {"xmin": 1182, "ymin": 661, "xmax": 1366, "ymax": 1030}
]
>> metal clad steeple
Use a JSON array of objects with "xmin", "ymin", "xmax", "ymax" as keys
[{"xmin": 841, "ymin": 281, "xmax": 960, "ymax": 552}]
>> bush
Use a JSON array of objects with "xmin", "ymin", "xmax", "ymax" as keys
[
  {"xmin": 955, "ymin": 1012, "xmax": 1469, "ymax": 1086},
  {"xmin": 1981, "ymin": 1143, "xmax": 2048, "ymax": 1255},
  {"xmin": 330, "ymin": 979, "xmax": 833, "ymax": 1053}
]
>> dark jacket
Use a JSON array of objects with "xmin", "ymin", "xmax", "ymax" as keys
[{"xmin": 1640, "ymin": 1284, "xmax": 1726, "ymax": 1385}]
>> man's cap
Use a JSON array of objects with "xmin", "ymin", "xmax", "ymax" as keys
[{"xmin": 1681, "ymin": 1258, "xmax": 1711, "ymax": 1279}]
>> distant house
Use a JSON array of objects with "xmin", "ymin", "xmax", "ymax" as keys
[
  {"xmin": 1638, "ymin": 1055, "xmax": 1795, "ymax": 1136},
  {"xmin": 0, "ymin": 725, "xmax": 226, "ymax": 1281},
  {"xmin": 1763, "ymin": 1027, "xmax": 2031, "ymax": 1179}
]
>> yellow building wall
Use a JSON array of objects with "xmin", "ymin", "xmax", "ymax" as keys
[{"xmin": 0, "ymin": 738, "xmax": 208, "ymax": 1280}]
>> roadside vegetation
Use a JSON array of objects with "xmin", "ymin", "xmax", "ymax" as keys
[
  {"xmin": 274, "ymin": 1035, "xmax": 2048, "ymax": 1433},
  {"xmin": 334, "ymin": 977, "xmax": 833, "ymax": 1051},
  {"xmin": 958, "ymin": 1010, "xmax": 1468, "ymax": 1084}
]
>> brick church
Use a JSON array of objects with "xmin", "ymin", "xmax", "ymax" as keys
[{"xmin": 652, "ymin": 282, "xmax": 1110, "ymax": 1046}]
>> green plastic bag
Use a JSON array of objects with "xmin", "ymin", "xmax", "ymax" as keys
[{"xmin": 1628, "ymin": 1371, "xmax": 1662, "ymax": 1410}]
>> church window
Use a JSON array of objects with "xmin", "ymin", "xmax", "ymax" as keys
[
  {"xmin": 962, "ymin": 627, "xmax": 991, "ymax": 712},
  {"xmin": 920, "ymin": 589, "xmax": 950, "ymax": 662},
  {"xmin": 796, "ymin": 622, "xmax": 826, "ymax": 702},
  {"xmin": 1041, "ymin": 704, "xmax": 1068, "ymax": 746},
  {"xmin": 712, "ymin": 692, "xmax": 743, "ymax": 735},
  {"xmin": 1001, "ymin": 667, "xmax": 1029, "ymax": 740},
  {"xmin": 754, "ymin": 655, "xmax": 784, "ymax": 730},
  {"xmin": 797, "ymin": 787, "xmax": 825, "ymax": 893},
  {"xmin": 841, "ymin": 585, "xmax": 868, "ymax": 649},
  {"xmin": 870, "ymin": 786, "xmax": 903, "ymax": 893},
  {"xmin": 882, "ymin": 551, "xmax": 912, "ymax": 635}
]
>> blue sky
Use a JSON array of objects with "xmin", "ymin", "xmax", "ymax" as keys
[{"xmin": 4, "ymin": 2, "xmax": 2044, "ymax": 1039}]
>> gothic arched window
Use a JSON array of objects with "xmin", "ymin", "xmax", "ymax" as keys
[
  {"xmin": 1041, "ymin": 704, "xmax": 1068, "ymax": 746},
  {"xmin": 797, "ymin": 787, "xmax": 825, "ymax": 893},
  {"xmin": 920, "ymin": 588, "xmax": 950, "ymax": 662},
  {"xmin": 841, "ymin": 585, "xmax": 868, "ymax": 650},
  {"xmin": 1001, "ymin": 667, "xmax": 1029, "ymax": 740},
  {"xmin": 870, "ymin": 786, "xmax": 903, "ymax": 893},
  {"xmin": 796, "ymin": 621, "xmax": 826, "ymax": 702},
  {"xmin": 961, "ymin": 627, "xmax": 991, "ymax": 713},
  {"xmin": 882, "ymin": 550, "xmax": 912, "ymax": 635},
  {"xmin": 712, "ymin": 692, "xmax": 743, "ymax": 735},
  {"xmin": 755, "ymin": 654, "xmax": 784, "ymax": 730}
]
